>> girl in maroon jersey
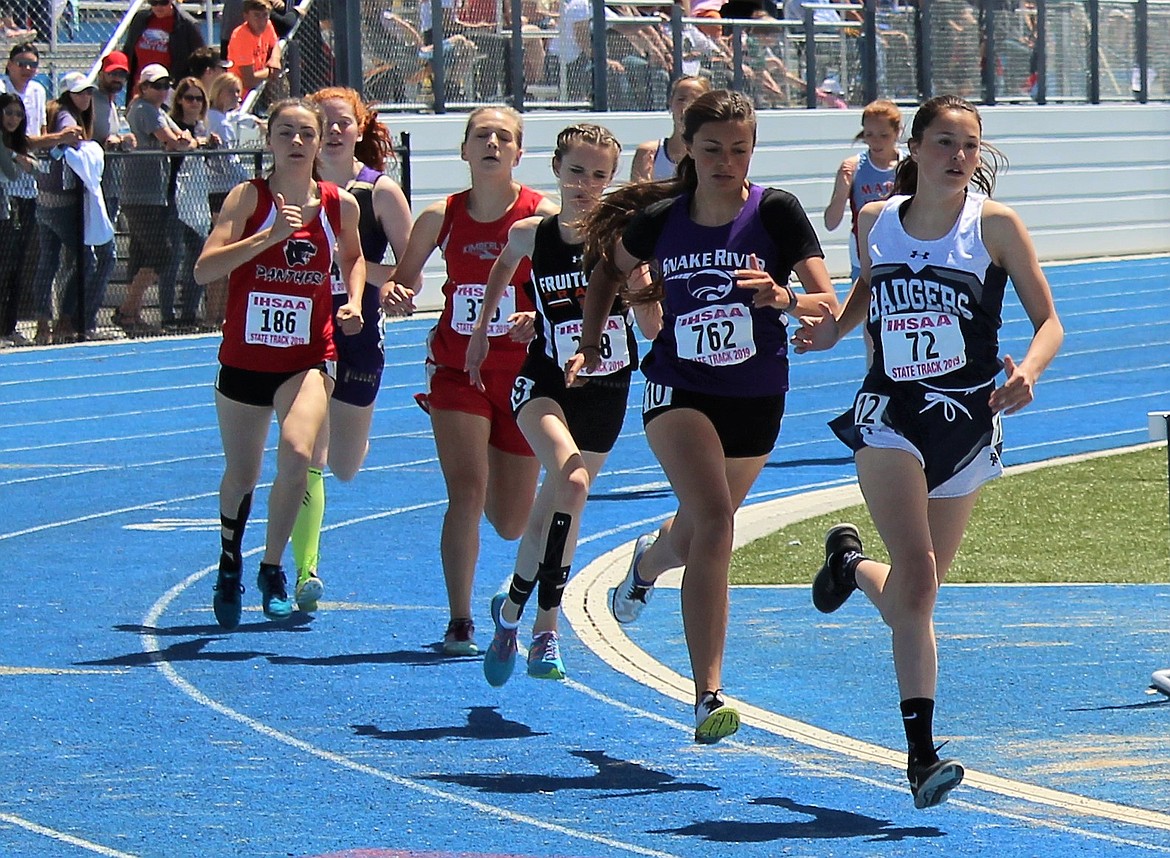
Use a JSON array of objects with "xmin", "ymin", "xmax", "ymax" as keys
[
  {"xmin": 381, "ymin": 106, "xmax": 557, "ymax": 656},
  {"xmin": 194, "ymin": 98, "xmax": 365, "ymax": 630}
]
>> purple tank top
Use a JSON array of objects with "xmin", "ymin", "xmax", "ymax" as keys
[{"xmin": 642, "ymin": 184, "xmax": 790, "ymax": 397}]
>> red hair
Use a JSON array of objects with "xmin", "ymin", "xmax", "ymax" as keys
[{"xmin": 307, "ymin": 86, "xmax": 396, "ymax": 171}]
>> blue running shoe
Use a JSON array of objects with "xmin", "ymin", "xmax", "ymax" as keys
[
  {"xmin": 527, "ymin": 631, "xmax": 566, "ymax": 680},
  {"xmin": 694, "ymin": 690, "xmax": 740, "ymax": 744},
  {"xmin": 257, "ymin": 563, "xmax": 293, "ymax": 620},
  {"xmin": 213, "ymin": 556, "xmax": 244, "ymax": 630},
  {"xmin": 483, "ymin": 592, "xmax": 518, "ymax": 687}
]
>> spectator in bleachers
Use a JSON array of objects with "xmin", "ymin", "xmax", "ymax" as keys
[
  {"xmin": 0, "ymin": 43, "xmax": 53, "ymax": 342},
  {"xmin": 158, "ymin": 76, "xmax": 216, "ymax": 332},
  {"xmin": 31, "ymin": 71, "xmax": 108, "ymax": 344},
  {"xmin": 0, "ymin": 91, "xmax": 36, "ymax": 346},
  {"xmin": 115, "ymin": 62, "xmax": 194, "ymax": 335},
  {"xmin": 91, "ymin": 51, "xmax": 134, "ymax": 340},
  {"xmin": 226, "ymin": 0, "xmax": 283, "ymax": 96},
  {"xmin": 188, "ymin": 45, "xmax": 233, "ymax": 96},
  {"xmin": 413, "ymin": 0, "xmax": 480, "ymax": 101},
  {"xmin": 220, "ymin": 0, "xmax": 300, "ymax": 55},
  {"xmin": 122, "ymin": 0, "xmax": 205, "ymax": 96},
  {"xmin": 0, "ymin": 1, "xmax": 47, "ymax": 41}
]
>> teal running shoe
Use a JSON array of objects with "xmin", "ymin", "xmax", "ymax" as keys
[
  {"xmin": 483, "ymin": 592, "xmax": 518, "ymax": 687},
  {"xmin": 212, "ymin": 555, "xmax": 244, "ymax": 630},
  {"xmin": 257, "ymin": 563, "xmax": 293, "ymax": 620},
  {"xmin": 527, "ymin": 631, "xmax": 566, "ymax": 680}
]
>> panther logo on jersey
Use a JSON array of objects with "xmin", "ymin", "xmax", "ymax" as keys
[{"xmin": 284, "ymin": 239, "xmax": 317, "ymax": 267}]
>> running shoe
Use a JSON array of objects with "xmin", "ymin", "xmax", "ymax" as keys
[
  {"xmin": 257, "ymin": 564, "xmax": 294, "ymax": 620},
  {"xmin": 908, "ymin": 755, "xmax": 965, "ymax": 809},
  {"xmin": 483, "ymin": 592, "xmax": 518, "ymax": 687},
  {"xmin": 694, "ymin": 690, "xmax": 740, "ymax": 744},
  {"xmin": 526, "ymin": 631, "xmax": 566, "ymax": 680},
  {"xmin": 812, "ymin": 523, "xmax": 863, "ymax": 613},
  {"xmin": 611, "ymin": 533, "xmax": 657, "ymax": 624},
  {"xmin": 212, "ymin": 556, "xmax": 244, "ymax": 630},
  {"xmin": 1152, "ymin": 668, "xmax": 1170, "ymax": 697},
  {"xmin": 442, "ymin": 618, "xmax": 478, "ymax": 656},
  {"xmin": 295, "ymin": 570, "xmax": 324, "ymax": 612}
]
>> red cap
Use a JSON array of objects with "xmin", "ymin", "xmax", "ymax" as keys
[{"xmin": 101, "ymin": 51, "xmax": 130, "ymax": 74}]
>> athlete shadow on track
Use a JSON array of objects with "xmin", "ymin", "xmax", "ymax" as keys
[
  {"xmin": 763, "ymin": 456, "xmax": 855, "ymax": 469},
  {"xmin": 115, "ymin": 618, "xmax": 315, "ymax": 636},
  {"xmin": 652, "ymin": 796, "xmax": 943, "ymax": 843},
  {"xmin": 421, "ymin": 749, "xmax": 717, "ymax": 797},
  {"xmin": 76, "ymin": 637, "xmax": 278, "ymax": 667},
  {"xmin": 352, "ymin": 706, "xmax": 547, "ymax": 741},
  {"xmin": 269, "ymin": 649, "xmax": 454, "ymax": 666}
]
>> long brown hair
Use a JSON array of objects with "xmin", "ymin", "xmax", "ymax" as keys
[
  {"xmin": 265, "ymin": 98, "xmax": 325, "ymax": 180},
  {"xmin": 307, "ymin": 86, "xmax": 397, "ymax": 172},
  {"xmin": 169, "ymin": 77, "xmax": 208, "ymax": 125},
  {"xmin": 582, "ymin": 89, "xmax": 756, "ymax": 299},
  {"xmin": 47, "ymin": 90, "xmax": 94, "ymax": 141},
  {"xmin": 892, "ymin": 95, "xmax": 1006, "ymax": 197}
]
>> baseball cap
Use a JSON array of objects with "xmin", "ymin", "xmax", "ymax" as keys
[
  {"xmin": 101, "ymin": 51, "xmax": 130, "ymax": 74},
  {"xmin": 138, "ymin": 63, "xmax": 171, "ymax": 85},
  {"xmin": 60, "ymin": 71, "xmax": 96, "ymax": 94}
]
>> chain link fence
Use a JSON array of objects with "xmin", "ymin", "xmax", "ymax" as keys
[
  {"xmin": 2, "ymin": 137, "xmax": 409, "ymax": 346},
  {"xmin": 342, "ymin": 0, "xmax": 1168, "ymax": 111}
]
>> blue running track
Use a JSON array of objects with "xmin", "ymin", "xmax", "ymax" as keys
[{"xmin": 0, "ymin": 256, "xmax": 1168, "ymax": 857}]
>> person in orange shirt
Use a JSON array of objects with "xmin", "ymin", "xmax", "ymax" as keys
[{"xmin": 226, "ymin": 0, "xmax": 282, "ymax": 93}]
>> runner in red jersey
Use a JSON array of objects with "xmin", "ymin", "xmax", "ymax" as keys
[
  {"xmin": 381, "ymin": 106, "xmax": 557, "ymax": 656},
  {"xmin": 193, "ymin": 98, "xmax": 365, "ymax": 631}
]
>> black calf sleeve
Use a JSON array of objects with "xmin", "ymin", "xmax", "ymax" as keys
[
  {"xmin": 220, "ymin": 491, "xmax": 253, "ymax": 569},
  {"xmin": 536, "ymin": 563, "xmax": 571, "ymax": 611}
]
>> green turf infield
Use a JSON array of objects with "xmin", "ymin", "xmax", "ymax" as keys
[{"xmin": 731, "ymin": 446, "xmax": 1170, "ymax": 585}]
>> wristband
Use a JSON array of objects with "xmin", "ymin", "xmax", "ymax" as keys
[{"xmin": 782, "ymin": 284, "xmax": 798, "ymax": 313}]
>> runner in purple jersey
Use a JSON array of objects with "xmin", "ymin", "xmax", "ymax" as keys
[
  {"xmin": 286, "ymin": 87, "xmax": 415, "ymax": 613},
  {"xmin": 567, "ymin": 89, "xmax": 838, "ymax": 744}
]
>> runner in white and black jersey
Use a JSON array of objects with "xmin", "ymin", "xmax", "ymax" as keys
[
  {"xmin": 465, "ymin": 123, "xmax": 656, "ymax": 687},
  {"xmin": 793, "ymin": 95, "xmax": 1064, "ymax": 810}
]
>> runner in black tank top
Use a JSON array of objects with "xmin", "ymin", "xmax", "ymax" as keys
[{"xmin": 465, "ymin": 124, "xmax": 656, "ymax": 687}]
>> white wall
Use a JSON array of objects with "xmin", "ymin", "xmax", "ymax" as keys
[{"xmin": 383, "ymin": 104, "xmax": 1170, "ymax": 310}]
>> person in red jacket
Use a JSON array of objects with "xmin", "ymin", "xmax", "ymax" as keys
[
  {"xmin": 381, "ymin": 106, "xmax": 557, "ymax": 656},
  {"xmin": 194, "ymin": 98, "xmax": 365, "ymax": 630}
]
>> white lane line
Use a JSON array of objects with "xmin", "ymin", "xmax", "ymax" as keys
[
  {"xmin": 562, "ymin": 479, "xmax": 1170, "ymax": 843},
  {"xmin": 137, "ymin": 510, "xmax": 685, "ymax": 858},
  {"xmin": 0, "ymin": 812, "xmax": 139, "ymax": 858}
]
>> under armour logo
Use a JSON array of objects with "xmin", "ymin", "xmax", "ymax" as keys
[{"xmin": 909, "ymin": 249, "xmax": 930, "ymax": 259}]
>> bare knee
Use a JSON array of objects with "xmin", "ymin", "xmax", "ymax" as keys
[
  {"xmin": 882, "ymin": 554, "xmax": 939, "ymax": 627},
  {"xmin": 485, "ymin": 502, "xmax": 529, "ymax": 541}
]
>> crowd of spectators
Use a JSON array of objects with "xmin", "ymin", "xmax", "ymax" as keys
[{"xmin": 0, "ymin": 0, "xmax": 296, "ymax": 346}]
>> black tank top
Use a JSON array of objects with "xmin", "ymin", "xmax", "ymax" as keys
[{"xmin": 528, "ymin": 214, "xmax": 637, "ymax": 377}]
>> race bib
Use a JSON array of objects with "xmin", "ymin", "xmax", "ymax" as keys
[
  {"xmin": 451, "ymin": 283, "xmax": 516, "ymax": 337},
  {"xmin": 642, "ymin": 381, "xmax": 673, "ymax": 414},
  {"xmin": 330, "ymin": 261, "xmax": 345, "ymax": 297},
  {"xmin": 554, "ymin": 315, "xmax": 630, "ymax": 375},
  {"xmin": 674, "ymin": 304, "xmax": 755, "ymax": 366},
  {"xmin": 245, "ymin": 291, "xmax": 312, "ymax": 348},
  {"xmin": 880, "ymin": 312, "xmax": 966, "ymax": 381}
]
